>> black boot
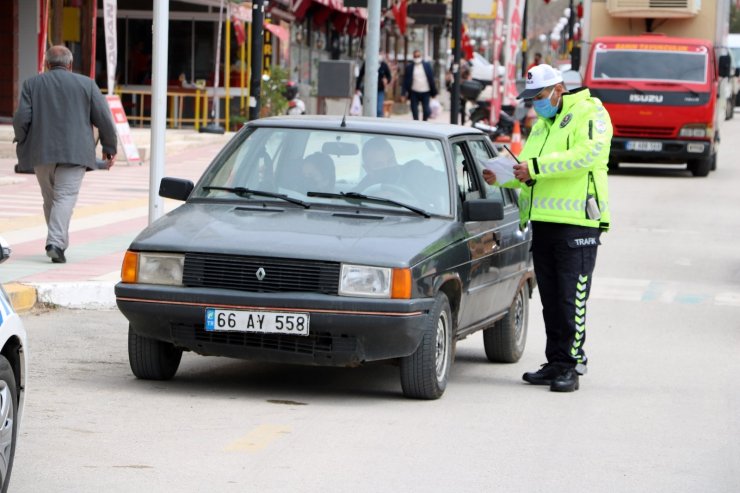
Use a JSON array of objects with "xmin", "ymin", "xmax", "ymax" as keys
[
  {"xmin": 522, "ymin": 363, "xmax": 562, "ymax": 385},
  {"xmin": 550, "ymin": 368, "xmax": 579, "ymax": 392}
]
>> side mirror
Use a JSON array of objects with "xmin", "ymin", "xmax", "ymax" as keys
[
  {"xmin": 159, "ymin": 177, "xmax": 194, "ymax": 201},
  {"xmin": 718, "ymin": 54, "xmax": 732, "ymax": 78},
  {"xmin": 0, "ymin": 236, "xmax": 11, "ymax": 264},
  {"xmin": 463, "ymin": 198, "xmax": 504, "ymax": 222}
]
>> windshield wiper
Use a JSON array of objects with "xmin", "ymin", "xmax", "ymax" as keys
[
  {"xmin": 307, "ymin": 191, "xmax": 431, "ymax": 218},
  {"xmin": 604, "ymin": 79, "xmax": 644, "ymax": 94},
  {"xmin": 202, "ymin": 186, "xmax": 310, "ymax": 208},
  {"xmin": 645, "ymin": 81, "xmax": 699, "ymax": 97}
]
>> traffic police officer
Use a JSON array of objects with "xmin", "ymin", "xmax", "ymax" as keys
[{"xmin": 483, "ymin": 64, "xmax": 612, "ymax": 392}]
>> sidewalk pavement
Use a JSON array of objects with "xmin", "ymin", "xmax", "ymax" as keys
[{"xmin": 0, "ymin": 105, "xmax": 476, "ymax": 311}]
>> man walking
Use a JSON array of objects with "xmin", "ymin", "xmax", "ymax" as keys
[
  {"xmin": 483, "ymin": 64, "xmax": 612, "ymax": 392},
  {"xmin": 356, "ymin": 56, "xmax": 393, "ymax": 117},
  {"xmin": 13, "ymin": 45, "xmax": 117, "ymax": 264},
  {"xmin": 402, "ymin": 50, "xmax": 437, "ymax": 121}
]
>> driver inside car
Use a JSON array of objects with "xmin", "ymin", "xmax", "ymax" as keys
[{"xmin": 354, "ymin": 136, "xmax": 404, "ymax": 192}]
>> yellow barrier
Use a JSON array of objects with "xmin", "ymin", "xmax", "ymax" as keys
[{"xmin": 113, "ymin": 87, "xmax": 238, "ymax": 130}]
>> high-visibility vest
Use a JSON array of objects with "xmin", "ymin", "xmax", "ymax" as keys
[{"xmin": 503, "ymin": 87, "xmax": 612, "ymax": 231}]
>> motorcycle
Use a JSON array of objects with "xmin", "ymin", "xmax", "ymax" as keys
[
  {"xmin": 460, "ymin": 79, "xmax": 531, "ymax": 139},
  {"xmin": 282, "ymin": 81, "xmax": 306, "ymax": 116}
]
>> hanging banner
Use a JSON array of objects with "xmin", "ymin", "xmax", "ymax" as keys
[
  {"xmin": 38, "ymin": 0, "xmax": 49, "ymax": 73},
  {"xmin": 103, "ymin": 0, "xmax": 117, "ymax": 94},
  {"xmin": 502, "ymin": 0, "xmax": 525, "ymax": 106},
  {"xmin": 106, "ymin": 95, "xmax": 141, "ymax": 165},
  {"xmin": 489, "ymin": 0, "xmax": 505, "ymax": 125},
  {"xmin": 90, "ymin": 0, "xmax": 98, "ymax": 79}
]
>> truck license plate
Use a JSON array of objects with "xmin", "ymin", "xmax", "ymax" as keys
[
  {"xmin": 205, "ymin": 308, "xmax": 310, "ymax": 336},
  {"xmin": 626, "ymin": 140, "xmax": 662, "ymax": 152}
]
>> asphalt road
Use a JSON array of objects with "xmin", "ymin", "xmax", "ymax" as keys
[{"xmin": 11, "ymin": 116, "xmax": 740, "ymax": 492}]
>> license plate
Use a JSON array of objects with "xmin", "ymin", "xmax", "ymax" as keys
[
  {"xmin": 205, "ymin": 308, "xmax": 310, "ymax": 336},
  {"xmin": 626, "ymin": 140, "xmax": 662, "ymax": 152}
]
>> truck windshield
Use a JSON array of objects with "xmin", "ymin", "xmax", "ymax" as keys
[{"xmin": 592, "ymin": 50, "xmax": 707, "ymax": 84}]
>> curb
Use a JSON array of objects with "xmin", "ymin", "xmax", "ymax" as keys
[
  {"xmin": 3, "ymin": 282, "xmax": 37, "ymax": 312},
  {"xmin": 3, "ymin": 281, "xmax": 117, "ymax": 312}
]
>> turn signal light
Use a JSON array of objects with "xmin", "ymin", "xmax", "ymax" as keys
[
  {"xmin": 391, "ymin": 268, "xmax": 412, "ymax": 299},
  {"xmin": 121, "ymin": 251, "xmax": 139, "ymax": 283}
]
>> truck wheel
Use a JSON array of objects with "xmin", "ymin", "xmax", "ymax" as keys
[
  {"xmin": 688, "ymin": 156, "xmax": 712, "ymax": 177},
  {"xmin": 400, "ymin": 293, "xmax": 453, "ymax": 400},
  {"xmin": 483, "ymin": 283, "xmax": 529, "ymax": 363},
  {"xmin": 128, "ymin": 326, "xmax": 182, "ymax": 380},
  {"xmin": 0, "ymin": 356, "xmax": 18, "ymax": 493}
]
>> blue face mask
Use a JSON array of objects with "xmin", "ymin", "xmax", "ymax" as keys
[{"xmin": 533, "ymin": 89, "xmax": 560, "ymax": 119}]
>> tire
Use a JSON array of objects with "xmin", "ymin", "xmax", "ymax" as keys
[
  {"xmin": 483, "ymin": 283, "xmax": 529, "ymax": 363},
  {"xmin": 688, "ymin": 155, "xmax": 713, "ymax": 177},
  {"xmin": 128, "ymin": 327, "xmax": 183, "ymax": 380},
  {"xmin": 726, "ymin": 97, "xmax": 734, "ymax": 120},
  {"xmin": 0, "ymin": 355, "xmax": 18, "ymax": 493},
  {"xmin": 400, "ymin": 293, "xmax": 454, "ymax": 400}
]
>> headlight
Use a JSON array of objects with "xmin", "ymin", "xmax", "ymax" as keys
[
  {"xmin": 121, "ymin": 251, "xmax": 184, "ymax": 285},
  {"xmin": 679, "ymin": 125, "xmax": 710, "ymax": 138},
  {"xmin": 339, "ymin": 264, "xmax": 391, "ymax": 298},
  {"xmin": 338, "ymin": 264, "xmax": 411, "ymax": 299}
]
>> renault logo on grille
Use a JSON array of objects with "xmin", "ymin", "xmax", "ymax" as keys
[{"xmin": 255, "ymin": 267, "xmax": 266, "ymax": 281}]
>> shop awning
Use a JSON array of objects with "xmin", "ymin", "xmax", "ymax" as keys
[{"xmin": 292, "ymin": 0, "xmax": 366, "ymax": 26}]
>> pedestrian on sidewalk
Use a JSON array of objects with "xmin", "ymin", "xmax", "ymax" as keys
[
  {"xmin": 356, "ymin": 55, "xmax": 393, "ymax": 117},
  {"xmin": 483, "ymin": 64, "xmax": 612, "ymax": 393},
  {"xmin": 401, "ymin": 50, "xmax": 437, "ymax": 121},
  {"xmin": 12, "ymin": 45, "xmax": 117, "ymax": 264}
]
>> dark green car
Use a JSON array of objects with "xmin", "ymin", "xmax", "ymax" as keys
[{"xmin": 115, "ymin": 116, "xmax": 534, "ymax": 399}]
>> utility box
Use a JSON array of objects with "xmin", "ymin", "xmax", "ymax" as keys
[{"xmin": 317, "ymin": 60, "xmax": 355, "ymax": 98}]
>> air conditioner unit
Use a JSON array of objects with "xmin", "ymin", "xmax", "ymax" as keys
[{"xmin": 606, "ymin": 0, "xmax": 699, "ymax": 18}]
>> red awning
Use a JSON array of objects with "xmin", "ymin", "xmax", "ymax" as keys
[{"xmin": 291, "ymin": 0, "xmax": 366, "ymax": 23}]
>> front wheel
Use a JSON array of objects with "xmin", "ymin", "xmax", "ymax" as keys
[
  {"xmin": 688, "ymin": 155, "xmax": 713, "ymax": 177},
  {"xmin": 0, "ymin": 355, "xmax": 18, "ymax": 493},
  {"xmin": 400, "ymin": 293, "xmax": 454, "ymax": 400},
  {"xmin": 128, "ymin": 327, "xmax": 183, "ymax": 380},
  {"xmin": 483, "ymin": 283, "xmax": 529, "ymax": 363}
]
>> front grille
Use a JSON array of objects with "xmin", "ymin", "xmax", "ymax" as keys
[
  {"xmin": 173, "ymin": 323, "xmax": 358, "ymax": 355},
  {"xmin": 183, "ymin": 253, "xmax": 340, "ymax": 294},
  {"xmin": 615, "ymin": 125, "xmax": 675, "ymax": 138}
]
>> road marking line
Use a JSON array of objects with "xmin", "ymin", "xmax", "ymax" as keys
[
  {"xmin": 225, "ymin": 424, "xmax": 291, "ymax": 453},
  {"xmin": 715, "ymin": 292, "xmax": 740, "ymax": 307}
]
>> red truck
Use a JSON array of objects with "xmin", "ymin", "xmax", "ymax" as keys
[{"xmin": 580, "ymin": 1, "xmax": 733, "ymax": 177}]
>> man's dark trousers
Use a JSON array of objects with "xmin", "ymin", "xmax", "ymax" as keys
[
  {"xmin": 531, "ymin": 221, "xmax": 600, "ymax": 372},
  {"xmin": 409, "ymin": 91, "xmax": 431, "ymax": 120}
]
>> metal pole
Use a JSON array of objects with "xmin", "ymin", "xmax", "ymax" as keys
[
  {"xmin": 450, "ymin": 0, "xmax": 462, "ymax": 125},
  {"xmin": 568, "ymin": 0, "xmax": 574, "ymax": 55},
  {"xmin": 149, "ymin": 0, "xmax": 169, "ymax": 224},
  {"xmin": 249, "ymin": 0, "xmax": 264, "ymax": 121},
  {"xmin": 363, "ymin": 0, "xmax": 381, "ymax": 117},
  {"xmin": 521, "ymin": 0, "xmax": 528, "ymax": 78}
]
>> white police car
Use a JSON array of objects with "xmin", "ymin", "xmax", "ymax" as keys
[{"xmin": 0, "ymin": 236, "xmax": 27, "ymax": 492}]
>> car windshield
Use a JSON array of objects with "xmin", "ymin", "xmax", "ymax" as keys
[
  {"xmin": 592, "ymin": 49, "xmax": 707, "ymax": 83},
  {"xmin": 193, "ymin": 127, "xmax": 452, "ymax": 216}
]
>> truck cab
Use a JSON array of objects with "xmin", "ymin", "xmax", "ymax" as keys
[{"xmin": 584, "ymin": 34, "xmax": 731, "ymax": 176}]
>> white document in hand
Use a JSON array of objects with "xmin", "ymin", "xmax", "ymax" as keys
[{"xmin": 483, "ymin": 156, "xmax": 518, "ymax": 184}]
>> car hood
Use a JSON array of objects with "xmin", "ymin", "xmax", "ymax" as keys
[{"xmin": 129, "ymin": 202, "xmax": 463, "ymax": 267}]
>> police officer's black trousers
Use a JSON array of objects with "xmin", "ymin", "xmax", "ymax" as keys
[{"xmin": 531, "ymin": 222, "xmax": 600, "ymax": 371}]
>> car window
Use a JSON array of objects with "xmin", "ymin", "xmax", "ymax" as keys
[
  {"xmin": 194, "ymin": 127, "xmax": 452, "ymax": 216},
  {"xmin": 466, "ymin": 138, "xmax": 511, "ymax": 205},
  {"xmin": 453, "ymin": 142, "xmax": 478, "ymax": 200}
]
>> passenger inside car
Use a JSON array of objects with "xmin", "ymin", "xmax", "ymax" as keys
[
  {"xmin": 302, "ymin": 152, "xmax": 335, "ymax": 193},
  {"xmin": 354, "ymin": 136, "xmax": 403, "ymax": 191}
]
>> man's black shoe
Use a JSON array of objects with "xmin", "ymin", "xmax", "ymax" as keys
[
  {"xmin": 522, "ymin": 364, "xmax": 562, "ymax": 385},
  {"xmin": 46, "ymin": 245, "xmax": 66, "ymax": 264},
  {"xmin": 550, "ymin": 368, "xmax": 579, "ymax": 392}
]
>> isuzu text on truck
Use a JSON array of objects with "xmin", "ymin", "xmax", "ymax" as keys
[{"xmin": 580, "ymin": 0, "xmax": 733, "ymax": 177}]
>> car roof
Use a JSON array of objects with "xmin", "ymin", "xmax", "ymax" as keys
[{"xmin": 248, "ymin": 115, "xmax": 485, "ymax": 140}]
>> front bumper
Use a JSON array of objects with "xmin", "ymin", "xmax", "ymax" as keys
[
  {"xmin": 115, "ymin": 283, "xmax": 435, "ymax": 367},
  {"xmin": 610, "ymin": 137, "xmax": 712, "ymax": 164}
]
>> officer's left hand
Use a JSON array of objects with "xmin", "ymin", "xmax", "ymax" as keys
[{"xmin": 513, "ymin": 162, "xmax": 531, "ymax": 183}]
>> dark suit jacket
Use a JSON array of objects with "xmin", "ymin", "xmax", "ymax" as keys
[
  {"xmin": 402, "ymin": 60, "xmax": 437, "ymax": 98},
  {"xmin": 13, "ymin": 66, "xmax": 117, "ymax": 172}
]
